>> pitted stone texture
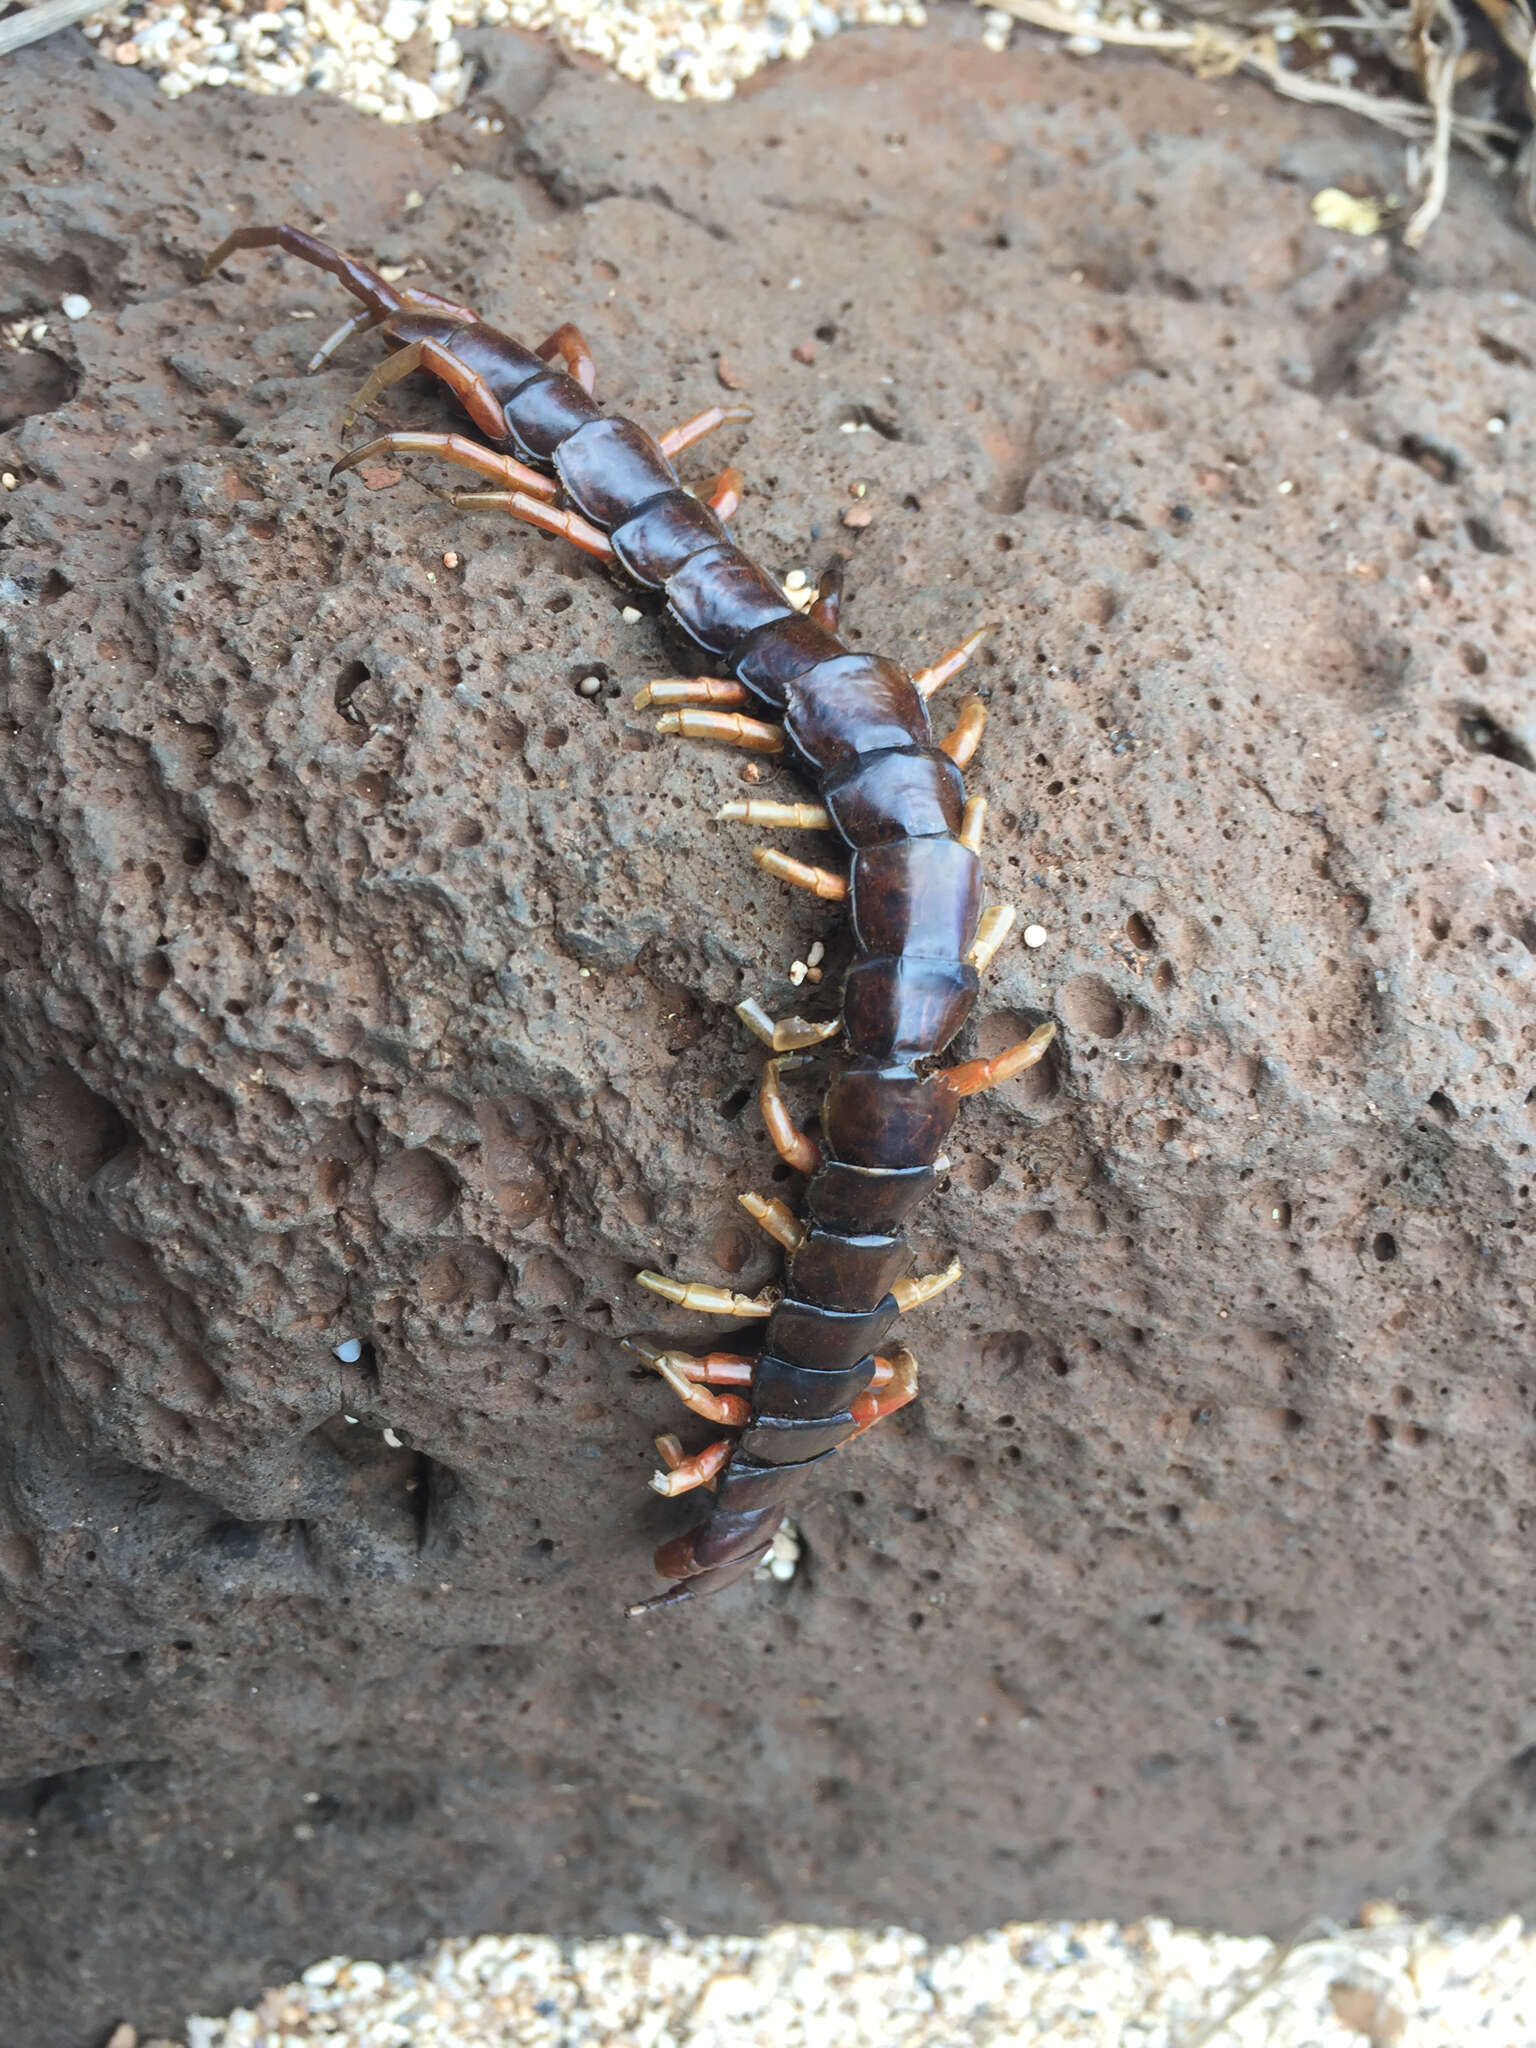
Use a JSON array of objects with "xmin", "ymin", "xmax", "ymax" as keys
[{"xmin": 2, "ymin": 20, "xmax": 1536, "ymax": 2047}]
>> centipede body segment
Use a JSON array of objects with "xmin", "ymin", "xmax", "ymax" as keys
[{"xmin": 204, "ymin": 222, "xmax": 1057, "ymax": 1614}]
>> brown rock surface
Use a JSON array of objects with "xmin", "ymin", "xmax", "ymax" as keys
[{"xmin": 3, "ymin": 16, "xmax": 1536, "ymax": 2043}]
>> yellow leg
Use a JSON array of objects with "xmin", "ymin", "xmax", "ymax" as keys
[
  {"xmin": 738, "ymin": 1190, "xmax": 806, "ymax": 1252},
  {"xmin": 945, "ymin": 1022, "xmax": 1056, "ymax": 1098},
  {"xmin": 735, "ymin": 998, "xmax": 840, "ymax": 1053},
  {"xmin": 655, "ymin": 709, "xmax": 784, "ymax": 753},
  {"xmin": 939, "ymin": 694, "xmax": 987, "ymax": 768},
  {"xmin": 967, "ymin": 904, "xmax": 1016, "ymax": 972},
  {"xmin": 636, "ymin": 1272, "xmax": 776, "ymax": 1317},
  {"xmin": 958, "ymin": 796, "xmax": 987, "ymax": 853},
  {"xmin": 913, "ymin": 624, "xmax": 993, "ymax": 700},
  {"xmin": 893, "ymin": 1259, "xmax": 962, "ymax": 1311},
  {"xmin": 634, "ymin": 677, "xmax": 747, "ymax": 711},
  {"xmin": 718, "ymin": 800, "xmax": 832, "ymax": 831},
  {"xmin": 751, "ymin": 847, "xmax": 847, "ymax": 900}
]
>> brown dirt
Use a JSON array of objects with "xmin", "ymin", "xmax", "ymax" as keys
[{"xmin": 2, "ymin": 15, "xmax": 1536, "ymax": 2045}]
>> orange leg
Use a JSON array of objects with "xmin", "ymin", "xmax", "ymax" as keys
[
  {"xmin": 650, "ymin": 1433, "xmax": 733, "ymax": 1497},
  {"xmin": 913, "ymin": 624, "xmax": 993, "ymax": 700},
  {"xmin": 660, "ymin": 404, "xmax": 754, "ymax": 458},
  {"xmin": 331, "ymin": 429, "xmax": 553, "ymax": 499},
  {"xmin": 624, "ymin": 1340, "xmax": 756, "ymax": 1389},
  {"xmin": 849, "ymin": 1347, "xmax": 919, "ymax": 1438},
  {"xmin": 535, "ymin": 322, "xmax": 597, "ymax": 396},
  {"xmin": 704, "ymin": 466, "xmax": 745, "ymax": 522},
  {"xmin": 945, "ymin": 1021, "xmax": 1056, "ymax": 1098},
  {"xmin": 760, "ymin": 1054, "xmax": 821, "ymax": 1174}
]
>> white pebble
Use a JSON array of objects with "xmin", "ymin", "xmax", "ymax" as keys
[
  {"xmin": 1487, "ymin": 416, "xmax": 1506, "ymax": 435},
  {"xmin": 784, "ymin": 568, "xmax": 808, "ymax": 591},
  {"xmin": 382, "ymin": 1426, "xmax": 403, "ymax": 1447},
  {"xmin": 578, "ymin": 674, "xmax": 603, "ymax": 696},
  {"xmin": 59, "ymin": 294, "xmax": 92, "ymax": 321},
  {"xmin": 621, "ymin": 606, "xmax": 642, "ymax": 622},
  {"xmin": 333, "ymin": 1337, "xmax": 363, "ymax": 1363},
  {"xmin": 1023, "ymin": 925, "xmax": 1048, "ymax": 948},
  {"xmin": 346, "ymin": 1961, "xmax": 387, "ymax": 1993}
]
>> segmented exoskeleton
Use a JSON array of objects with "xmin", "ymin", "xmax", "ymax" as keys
[{"xmin": 205, "ymin": 224, "xmax": 1056, "ymax": 1615}]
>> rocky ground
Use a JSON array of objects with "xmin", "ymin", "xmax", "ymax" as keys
[{"xmin": 2, "ymin": 13, "xmax": 1535, "ymax": 2046}]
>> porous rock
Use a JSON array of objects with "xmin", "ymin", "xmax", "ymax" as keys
[{"xmin": 2, "ymin": 19, "xmax": 1535, "ymax": 2044}]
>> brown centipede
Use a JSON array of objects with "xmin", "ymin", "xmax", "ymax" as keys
[{"xmin": 204, "ymin": 222, "xmax": 1057, "ymax": 1615}]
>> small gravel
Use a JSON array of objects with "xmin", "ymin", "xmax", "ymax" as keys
[
  {"xmin": 76, "ymin": 0, "xmax": 926, "ymax": 115},
  {"xmin": 133, "ymin": 1909, "xmax": 1536, "ymax": 2047}
]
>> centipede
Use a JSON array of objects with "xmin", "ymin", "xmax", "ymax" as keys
[{"xmin": 204, "ymin": 222, "xmax": 1056, "ymax": 1616}]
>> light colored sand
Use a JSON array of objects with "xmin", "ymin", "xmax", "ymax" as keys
[{"xmin": 124, "ymin": 1909, "xmax": 1535, "ymax": 2047}]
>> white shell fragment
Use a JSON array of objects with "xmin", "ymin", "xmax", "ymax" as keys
[{"xmin": 382, "ymin": 1426, "xmax": 403, "ymax": 1448}]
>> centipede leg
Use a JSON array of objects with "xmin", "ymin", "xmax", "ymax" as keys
[
  {"xmin": 650, "ymin": 1433, "xmax": 733, "ymax": 1496},
  {"xmin": 704, "ymin": 467, "xmax": 745, "ymax": 521},
  {"xmin": 735, "ymin": 999, "xmax": 839, "ymax": 1053},
  {"xmin": 648, "ymin": 1359, "xmax": 752, "ymax": 1427},
  {"xmin": 535, "ymin": 322, "xmax": 598, "ymax": 396},
  {"xmin": 914, "ymin": 623, "xmax": 993, "ymax": 699},
  {"xmin": 653, "ymin": 709, "xmax": 784, "ymax": 753},
  {"xmin": 939, "ymin": 693, "xmax": 988, "ymax": 768},
  {"xmin": 636, "ymin": 1272, "xmax": 776, "ymax": 1317},
  {"xmin": 893, "ymin": 1259, "xmax": 963, "ymax": 1311},
  {"xmin": 759, "ymin": 1055, "xmax": 822, "ymax": 1173},
  {"xmin": 750, "ymin": 847, "xmax": 847, "ymax": 900},
  {"xmin": 331, "ymin": 429, "xmax": 554, "ymax": 499},
  {"xmin": 958, "ymin": 795, "xmax": 987, "ymax": 853},
  {"xmin": 341, "ymin": 337, "xmax": 511, "ymax": 444},
  {"xmin": 623, "ymin": 1340, "xmax": 755, "ymax": 1389},
  {"xmin": 659, "ymin": 405, "xmax": 754, "ymax": 458},
  {"xmin": 427, "ymin": 490, "xmax": 616, "ymax": 560},
  {"xmin": 717, "ymin": 800, "xmax": 832, "ymax": 832},
  {"xmin": 968, "ymin": 903, "xmax": 1016, "ymax": 972},
  {"xmin": 634, "ymin": 677, "xmax": 749, "ymax": 711},
  {"xmin": 945, "ymin": 1022, "xmax": 1057, "ymax": 1097},
  {"xmin": 738, "ymin": 1190, "xmax": 806, "ymax": 1251},
  {"xmin": 808, "ymin": 558, "xmax": 844, "ymax": 634},
  {"xmin": 848, "ymin": 1346, "xmax": 919, "ymax": 1438}
]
